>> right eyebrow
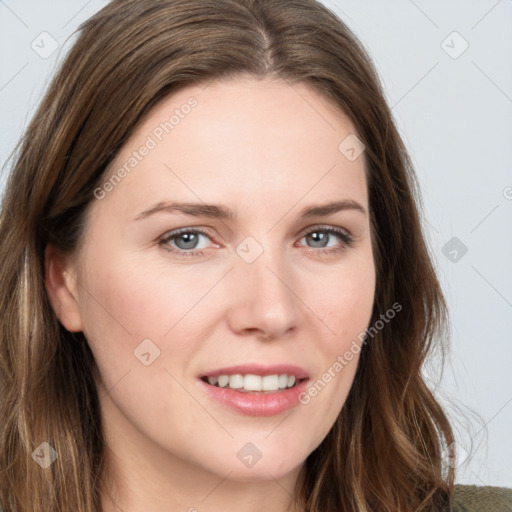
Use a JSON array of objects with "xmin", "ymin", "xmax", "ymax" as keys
[{"xmin": 134, "ymin": 201, "xmax": 235, "ymax": 221}]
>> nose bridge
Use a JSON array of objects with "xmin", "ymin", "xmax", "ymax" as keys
[{"xmin": 227, "ymin": 234, "xmax": 300, "ymax": 338}]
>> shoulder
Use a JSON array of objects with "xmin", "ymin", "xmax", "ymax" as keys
[
  {"xmin": 453, "ymin": 484, "xmax": 512, "ymax": 511},
  {"xmin": 2, "ymin": 486, "xmax": 512, "ymax": 512}
]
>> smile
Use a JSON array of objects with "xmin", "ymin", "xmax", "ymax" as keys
[{"xmin": 201, "ymin": 373, "xmax": 303, "ymax": 393}]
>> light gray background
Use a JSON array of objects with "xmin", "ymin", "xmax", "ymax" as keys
[{"xmin": 1, "ymin": 0, "xmax": 511, "ymax": 488}]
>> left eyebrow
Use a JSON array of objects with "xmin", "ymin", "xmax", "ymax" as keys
[
  {"xmin": 133, "ymin": 199, "xmax": 367, "ymax": 221},
  {"xmin": 298, "ymin": 200, "xmax": 366, "ymax": 218}
]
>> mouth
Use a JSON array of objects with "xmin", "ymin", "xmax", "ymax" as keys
[
  {"xmin": 200, "ymin": 373, "xmax": 307, "ymax": 394},
  {"xmin": 198, "ymin": 364, "xmax": 310, "ymax": 416}
]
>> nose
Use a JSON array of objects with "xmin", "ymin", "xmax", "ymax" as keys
[{"xmin": 225, "ymin": 243, "xmax": 302, "ymax": 341}]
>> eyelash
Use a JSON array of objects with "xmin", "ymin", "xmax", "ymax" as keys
[{"xmin": 158, "ymin": 226, "xmax": 354, "ymax": 258}]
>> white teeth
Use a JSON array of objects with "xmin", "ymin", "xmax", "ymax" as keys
[
  {"xmin": 228, "ymin": 374, "xmax": 244, "ymax": 389},
  {"xmin": 217, "ymin": 375, "xmax": 229, "ymax": 388},
  {"xmin": 262, "ymin": 375, "xmax": 279, "ymax": 391},
  {"xmin": 205, "ymin": 373, "xmax": 301, "ymax": 392},
  {"xmin": 244, "ymin": 374, "xmax": 262, "ymax": 391}
]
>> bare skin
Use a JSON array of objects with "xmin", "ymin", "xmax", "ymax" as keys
[{"xmin": 45, "ymin": 75, "xmax": 376, "ymax": 512}]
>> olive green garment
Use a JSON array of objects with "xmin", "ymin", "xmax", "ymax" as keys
[{"xmin": 453, "ymin": 484, "xmax": 512, "ymax": 511}]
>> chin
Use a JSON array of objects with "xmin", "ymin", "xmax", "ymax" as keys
[{"xmin": 223, "ymin": 461, "xmax": 303, "ymax": 483}]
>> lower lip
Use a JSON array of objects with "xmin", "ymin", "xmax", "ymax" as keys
[{"xmin": 198, "ymin": 378, "xmax": 309, "ymax": 417}]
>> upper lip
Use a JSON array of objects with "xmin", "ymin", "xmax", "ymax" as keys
[{"xmin": 200, "ymin": 363, "xmax": 309, "ymax": 380}]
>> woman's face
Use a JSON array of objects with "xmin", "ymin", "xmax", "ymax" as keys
[{"xmin": 51, "ymin": 76, "xmax": 375, "ymax": 490}]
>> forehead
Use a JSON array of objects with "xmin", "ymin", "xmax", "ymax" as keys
[{"xmin": 96, "ymin": 76, "xmax": 368, "ymax": 219}]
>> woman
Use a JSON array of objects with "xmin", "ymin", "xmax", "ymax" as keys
[{"xmin": 0, "ymin": 0, "xmax": 510, "ymax": 510}]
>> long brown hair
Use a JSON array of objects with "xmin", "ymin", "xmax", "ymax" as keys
[{"xmin": 0, "ymin": 0, "xmax": 454, "ymax": 510}]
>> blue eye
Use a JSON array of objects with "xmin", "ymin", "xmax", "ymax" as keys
[
  {"xmin": 159, "ymin": 228, "xmax": 211, "ymax": 257},
  {"xmin": 300, "ymin": 226, "xmax": 354, "ymax": 255},
  {"xmin": 158, "ymin": 226, "xmax": 354, "ymax": 258}
]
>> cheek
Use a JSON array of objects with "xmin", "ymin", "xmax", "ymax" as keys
[
  {"xmin": 311, "ymin": 256, "xmax": 376, "ymax": 348},
  {"xmin": 78, "ymin": 246, "xmax": 206, "ymax": 335},
  {"xmin": 295, "ymin": 253, "xmax": 375, "ymax": 414},
  {"xmin": 75, "ymin": 244, "xmax": 226, "ymax": 377}
]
